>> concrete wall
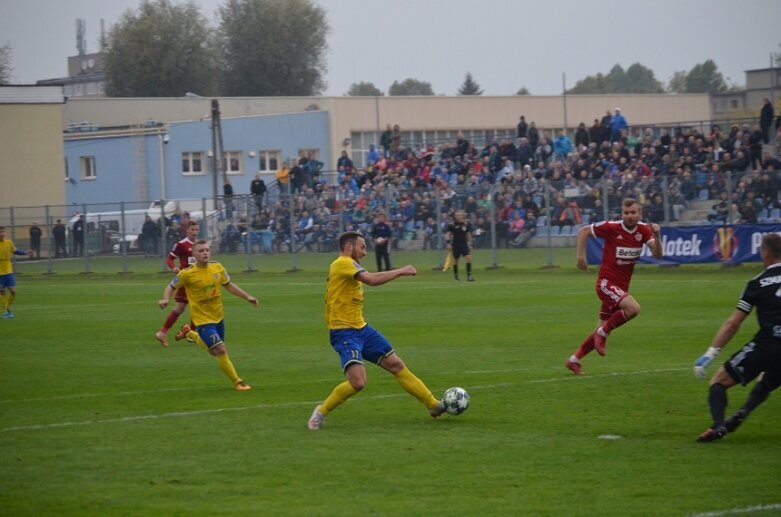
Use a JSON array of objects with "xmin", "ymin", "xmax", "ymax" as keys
[{"xmin": 0, "ymin": 103, "xmax": 64, "ymax": 211}]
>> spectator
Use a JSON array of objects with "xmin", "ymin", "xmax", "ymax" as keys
[
  {"xmin": 72, "ymin": 214, "xmax": 85, "ymax": 257},
  {"xmin": 589, "ymin": 119, "xmax": 603, "ymax": 147},
  {"xmin": 610, "ymin": 107, "xmax": 629, "ymax": 143},
  {"xmin": 29, "ymin": 222, "xmax": 42, "ymax": 260},
  {"xmin": 337, "ymin": 150, "xmax": 354, "ymax": 172},
  {"xmin": 53, "ymin": 219, "xmax": 67, "ymax": 258},
  {"xmin": 553, "ymin": 131, "xmax": 573, "ymax": 162},
  {"xmin": 380, "ymin": 124, "xmax": 393, "ymax": 157},
  {"xmin": 250, "ymin": 173, "xmax": 267, "ymax": 209},
  {"xmin": 223, "ymin": 178, "xmax": 234, "ymax": 220},
  {"xmin": 141, "ymin": 215, "xmax": 159, "ymax": 258},
  {"xmin": 517, "ymin": 115, "xmax": 528, "ymax": 139},
  {"xmin": 760, "ymin": 98, "xmax": 774, "ymax": 144}
]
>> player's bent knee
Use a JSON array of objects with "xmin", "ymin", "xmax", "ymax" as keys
[{"xmin": 350, "ymin": 378, "xmax": 367, "ymax": 391}]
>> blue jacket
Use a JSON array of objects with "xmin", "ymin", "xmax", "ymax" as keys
[{"xmin": 553, "ymin": 135, "xmax": 572, "ymax": 157}]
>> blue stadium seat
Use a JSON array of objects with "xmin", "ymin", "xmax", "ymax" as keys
[
  {"xmin": 551, "ymin": 225, "xmax": 561, "ymax": 236},
  {"xmin": 582, "ymin": 213, "xmax": 591, "ymax": 225},
  {"xmin": 771, "ymin": 208, "xmax": 781, "ymax": 221},
  {"xmin": 697, "ymin": 189, "xmax": 709, "ymax": 201},
  {"xmin": 536, "ymin": 215, "xmax": 547, "ymax": 227},
  {"xmin": 559, "ymin": 225, "xmax": 572, "ymax": 236}
]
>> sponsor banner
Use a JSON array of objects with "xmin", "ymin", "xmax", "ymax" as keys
[{"xmin": 586, "ymin": 224, "xmax": 781, "ymax": 265}]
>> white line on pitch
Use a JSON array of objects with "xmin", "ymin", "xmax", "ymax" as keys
[
  {"xmin": 0, "ymin": 368, "xmax": 683, "ymax": 433},
  {"xmin": 688, "ymin": 503, "xmax": 781, "ymax": 517}
]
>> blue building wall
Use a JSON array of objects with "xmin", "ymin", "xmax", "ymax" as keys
[{"xmin": 64, "ymin": 110, "xmax": 330, "ymax": 206}]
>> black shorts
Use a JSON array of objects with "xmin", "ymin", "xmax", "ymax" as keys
[
  {"xmin": 724, "ymin": 340, "xmax": 781, "ymax": 389},
  {"xmin": 452, "ymin": 244, "xmax": 470, "ymax": 259}
]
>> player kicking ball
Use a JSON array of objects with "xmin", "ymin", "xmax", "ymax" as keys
[
  {"xmin": 565, "ymin": 198, "xmax": 663, "ymax": 374},
  {"xmin": 159, "ymin": 239, "xmax": 258, "ymax": 391}
]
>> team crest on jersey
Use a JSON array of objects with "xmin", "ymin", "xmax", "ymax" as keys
[{"xmin": 635, "ymin": 233, "xmax": 642, "ymax": 241}]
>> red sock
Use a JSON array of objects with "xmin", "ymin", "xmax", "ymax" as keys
[
  {"xmin": 574, "ymin": 332, "xmax": 595, "ymax": 360},
  {"xmin": 602, "ymin": 310, "xmax": 629, "ymax": 334},
  {"xmin": 162, "ymin": 311, "xmax": 181, "ymax": 333}
]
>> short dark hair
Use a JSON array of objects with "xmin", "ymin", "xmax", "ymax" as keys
[
  {"xmin": 188, "ymin": 220, "xmax": 200, "ymax": 228},
  {"xmin": 622, "ymin": 197, "xmax": 638, "ymax": 208},
  {"xmin": 338, "ymin": 231, "xmax": 363, "ymax": 251},
  {"xmin": 761, "ymin": 233, "xmax": 781, "ymax": 258}
]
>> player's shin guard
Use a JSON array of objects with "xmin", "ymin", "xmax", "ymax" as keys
[
  {"xmin": 395, "ymin": 367, "xmax": 439, "ymax": 409},
  {"xmin": 320, "ymin": 380, "xmax": 358, "ymax": 415},
  {"xmin": 602, "ymin": 309, "xmax": 630, "ymax": 334},
  {"xmin": 574, "ymin": 332, "xmax": 596, "ymax": 359},
  {"xmin": 162, "ymin": 310, "xmax": 181, "ymax": 333},
  {"xmin": 5, "ymin": 290, "xmax": 15, "ymax": 310},
  {"xmin": 215, "ymin": 353, "xmax": 241, "ymax": 385},
  {"xmin": 708, "ymin": 383, "xmax": 728, "ymax": 427}
]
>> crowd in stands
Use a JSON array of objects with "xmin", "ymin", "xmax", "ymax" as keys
[{"xmin": 223, "ymin": 111, "xmax": 781, "ymax": 252}]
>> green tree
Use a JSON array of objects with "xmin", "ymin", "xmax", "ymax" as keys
[
  {"xmin": 625, "ymin": 63, "xmax": 664, "ymax": 93},
  {"xmin": 568, "ymin": 63, "xmax": 663, "ymax": 94},
  {"xmin": 0, "ymin": 44, "xmax": 12, "ymax": 85},
  {"xmin": 666, "ymin": 71, "xmax": 688, "ymax": 93},
  {"xmin": 217, "ymin": 0, "xmax": 329, "ymax": 96},
  {"xmin": 685, "ymin": 59, "xmax": 728, "ymax": 94},
  {"xmin": 104, "ymin": 0, "xmax": 217, "ymax": 97},
  {"xmin": 516, "ymin": 86, "xmax": 530, "ymax": 95},
  {"xmin": 347, "ymin": 82, "xmax": 383, "ymax": 96},
  {"xmin": 457, "ymin": 72, "xmax": 483, "ymax": 95},
  {"xmin": 388, "ymin": 78, "xmax": 434, "ymax": 96}
]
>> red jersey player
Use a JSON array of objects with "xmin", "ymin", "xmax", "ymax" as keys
[
  {"xmin": 154, "ymin": 220, "xmax": 200, "ymax": 346},
  {"xmin": 566, "ymin": 198, "xmax": 663, "ymax": 374}
]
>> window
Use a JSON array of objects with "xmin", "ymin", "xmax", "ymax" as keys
[
  {"xmin": 222, "ymin": 151, "xmax": 243, "ymax": 175},
  {"xmin": 182, "ymin": 152, "xmax": 205, "ymax": 175},
  {"xmin": 80, "ymin": 156, "xmax": 96, "ymax": 180},
  {"xmin": 258, "ymin": 150, "xmax": 281, "ymax": 172},
  {"xmin": 298, "ymin": 149, "xmax": 321, "ymax": 162}
]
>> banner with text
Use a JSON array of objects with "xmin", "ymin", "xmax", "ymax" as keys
[{"xmin": 586, "ymin": 224, "xmax": 781, "ymax": 265}]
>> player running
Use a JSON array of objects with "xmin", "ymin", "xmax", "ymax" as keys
[
  {"xmin": 154, "ymin": 220, "xmax": 199, "ymax": 346},
  {"xmin": 565, "ymin": 198, "xmax": 663, "ymax": 374},
  {"xmin": 307, "ymin": 231, "xmax": 445, "ymax": 430},
  {"xmin": 0, "ymin": 225, "xmax": 34, "ymax": 319},
  {"xmin": 159, "ymin": 240, "xmax": 257, "ymax": 391}
]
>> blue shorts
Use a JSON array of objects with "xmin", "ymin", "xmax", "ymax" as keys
[
  {"xmin": 196, "ymin": 321, "xmax": 225, "ymax": 349},
  {"xmin": 0, "ymin": 274, "xmax": 16, "ymax": 289},
  {"xmin": 329, "ymin": 324, "xmax": 395, "ymax": 372}
]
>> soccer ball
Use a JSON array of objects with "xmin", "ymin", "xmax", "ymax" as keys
[{"xmin": 442, "ymin": 386, "xmax": 470, "ymax": 415}]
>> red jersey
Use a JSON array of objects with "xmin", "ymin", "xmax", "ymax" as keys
[
  {"xmin": 592, "ymin": 220, "xmax": 655, "ymax": 289},
  {"xmin": 167, "ymin": 237, "xmax": 195, "ymax": 270}
]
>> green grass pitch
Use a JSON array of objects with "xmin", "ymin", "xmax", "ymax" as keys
[{"xmin": 1, "ymin": 249, "xmax": 779, "ymax": 516}]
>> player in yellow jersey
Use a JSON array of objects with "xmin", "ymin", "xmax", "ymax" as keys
[
  {"xmin": 0, "ymin": 226, "xmax": 33, "ymax": 319},
  {"xmin": 308, "ymin": 231, "xmax": 445, "ymax": 430},
  {"xmin": 158, "ymin": 240, "xmax": 258, "ymax": 391}
]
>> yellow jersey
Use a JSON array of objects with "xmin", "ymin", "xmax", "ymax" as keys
[
  {"xmin": 172, "ymin": 262, "xmax": 230, "ymax": 326},
  {"xmin": 0, "ymin": 239, "xmax": 18, "ymax": 276},
  {"xmin": 325, "ymin": 255, "xmax": 367, "ymax": 329}
]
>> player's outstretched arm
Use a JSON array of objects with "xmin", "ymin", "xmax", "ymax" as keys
[
  {"xmin": 159, "ymin": 283, "xmax": 175, "ymax": 309},
  {"xmin": 693, "ymin": 309, "xmax": 747, "ymax": 379},
  {"xmin": 225, "ymin": 282, "xmax": 259, "ymax": 307},
  {"xmin": 358, "ymin": 265, "xmax": 417, "ymax": 287},
  {"xmin": 576, "ymin": 225, "xmax": 591, "ymax": 271},
  {"xmin": 648, "ymin": 223, "xmax": 663, "ymax": 260}
]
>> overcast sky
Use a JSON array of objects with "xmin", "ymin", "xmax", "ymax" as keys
[{"xmin": 1, "ymin": 0, "xmax": 780, "ymax": 96}]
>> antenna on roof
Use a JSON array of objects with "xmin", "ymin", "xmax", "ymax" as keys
[{"xmin": 76, "ymin": 18, "xmax": 87, "ymax": 56}]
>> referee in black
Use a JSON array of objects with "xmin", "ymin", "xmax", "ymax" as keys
[
  {"xmin": 694, "ymin": 232, "xmax": 781, "ymax": 442},
  {"xmin": 371, "ymin": 211, "xmax": 392, "ymax": 272},
  {"xmin": 446, "ymin": 209, "xmax": 474, "ymax": 282}
]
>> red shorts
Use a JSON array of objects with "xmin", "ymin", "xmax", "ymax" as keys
[
  {"xmin": 174, "ymin": 286, "xmax": 188, "ymax": 304},
  {"xmin": 595, "ymin": 278, "xmax": 627, "ymax": 321}
]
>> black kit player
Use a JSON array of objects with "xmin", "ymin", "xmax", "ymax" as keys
[{"xmin": 446, "ymin": 209, "xmax": 474, "ymax": 282}]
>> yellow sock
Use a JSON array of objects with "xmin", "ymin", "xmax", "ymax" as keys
[
  {"xmin": 320, "ymin": 380, "xmax": 358, "ymax": 415},
  {"xmin": 0, "ymin": 291, "xmax": 6, "ymax": 311},
  {"xmin": 395, "ymin": 367, "xmax": 438, "ymax": 409},
  {"xmin": 215, "ymin": 353, "xmax": 241, "ymax": 385},
  {"xmin": 189, "ymin": 330, "xmax": 209, "ymax": 352}
]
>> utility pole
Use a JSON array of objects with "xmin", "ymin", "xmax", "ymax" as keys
[{"xmin": 210, "ymin": 99, "xmax": 224, "ymax": 212}]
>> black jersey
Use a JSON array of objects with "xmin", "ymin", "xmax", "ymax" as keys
[
  {"xmin": 447, "ymin": 221, "xmax": 473, "ymax": 247},
  {"xmin": 737, "ymin": 262, "xmax": 781, "ymax": 345}
]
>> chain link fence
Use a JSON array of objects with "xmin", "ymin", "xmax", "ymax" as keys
[{"xmin": 3, "ymin": 166, "xmax": 781, "ymax": 274}]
